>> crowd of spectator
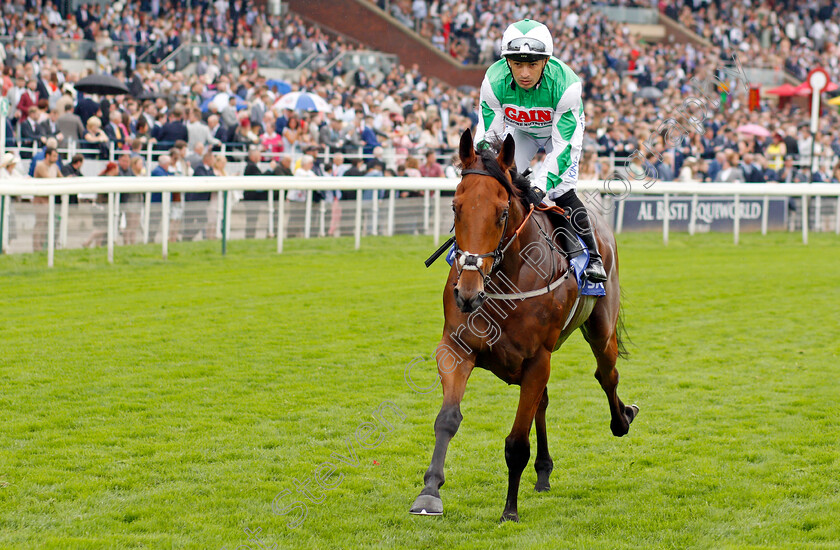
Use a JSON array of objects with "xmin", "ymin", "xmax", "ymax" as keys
[
  {"xmin": 663, "ymin": 0, "xmax": 840, "ymax": 84},
  {"xmin": 0, "ymin": 44, "xmax": 479, "ymax": 169},
  {"xmin": 380, "ymin": 0, "xmax": 839, "ymax": 89},
  {"xmin": 0, "ymin": 0, "xmax": 356, "ymax": 68},
  {"xmin": 371, "ymin": 0, "xmax": 840, "ymax": 183},
  {"xmin": 380, "ymin": 0, "xmax": 655, "ymax": 66}
]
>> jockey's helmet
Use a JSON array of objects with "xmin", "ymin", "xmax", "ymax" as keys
[{"xmin": 500, "ymin": 19, "xmax": 553, "ymax": 62}]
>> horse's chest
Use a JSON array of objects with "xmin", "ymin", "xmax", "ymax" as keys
[
  {"xmin": 460, "ymin": 288, "xmax": 591, "ymax": 384},
  {"xmin": 472, "ymin": 317, "xmax": 553, "ymax": 384},
  {"xmin": 457, "ymin": 308, "xmax": 549, "ymax": 353},
  {"xmin": 476, "ymin": 349, "xmax": 525, "ymax": 385}
]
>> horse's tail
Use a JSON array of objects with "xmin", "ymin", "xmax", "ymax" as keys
[{"xmin": 616, "ymin": 288, "xmax": 631, "ymax": 360}]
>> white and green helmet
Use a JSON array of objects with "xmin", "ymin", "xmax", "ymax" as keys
[{"xmin": 500, "ymin": 19, "xmax": 553, "ymax": 61}]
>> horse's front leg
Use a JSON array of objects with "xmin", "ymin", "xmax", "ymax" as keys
[
  {"xmin": 409, "ymin": 338, "xmax": 475, "ymax": 516},
  {"xmin": 502, "ymin": 351, "xmax": 550, "ymax": 522},
  {"xmin": 533, "ymin": 387, "xmax": 553, "ymax": 492}
]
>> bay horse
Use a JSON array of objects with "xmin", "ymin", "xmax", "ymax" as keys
[{"xmin": 410, "ymin": 130, "xmax": 638, "ymax": 522}]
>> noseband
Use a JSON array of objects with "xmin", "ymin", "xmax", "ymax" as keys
[{"xmin": 453, "ymin": 168, "xmax": 534, "ymax": 284}]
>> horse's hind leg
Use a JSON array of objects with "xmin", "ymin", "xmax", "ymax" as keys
[
  {"xmin": 533, "ymin": 388, "xmax": 553, "ymax": 492},
  {"xmin": 583, "ymin": 302, "xmax": 638, "ymax": 437}
]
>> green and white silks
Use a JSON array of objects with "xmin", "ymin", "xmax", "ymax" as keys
[{"xmin": 474, "ymin": 57, "xmax": 585, "ymax": 199}]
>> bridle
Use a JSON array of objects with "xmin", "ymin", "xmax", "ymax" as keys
[{"xmin": 452, "ymin": 168, "xmax": 535, "ymax": 284}]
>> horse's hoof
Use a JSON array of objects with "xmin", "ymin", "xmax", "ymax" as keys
[
  {"xmin": 500, "ymin": 510, "xmax": 520, "ymax": 522},
  {"xmin": 534, "ymin": 480, "xmax": 550, "ymax": 492},
  {"xmin": 409, "ymin": 494, "xmax": 443, "ymax": 516},
  {"xmin": 611, "ymin": 404, "xmax": 640, "ymax": 437},
  {"xmin": 611, "ymin": 418, "xmax": 629, "ymax": 437},
  {"xmin": 534, "ymin": 459, "xmax": 553, "ymax": 490}
]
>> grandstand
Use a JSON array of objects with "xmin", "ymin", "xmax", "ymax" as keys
[{"xmin": 1, "ymin": 0, "xmax": 839, "ymax": 255}]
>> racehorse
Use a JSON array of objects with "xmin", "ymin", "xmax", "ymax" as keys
[{"xmin": 410, "ymin": 129, "xmax": 638, "ymax": 522}]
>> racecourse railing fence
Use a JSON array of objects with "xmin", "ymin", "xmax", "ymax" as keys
[{"xmin": 0, "ymin": 177, "xmax": 838, "ymax": 267}]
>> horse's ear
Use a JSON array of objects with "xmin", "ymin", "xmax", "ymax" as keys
[
  {"xmin": 497, "ymin": 134, "xmax": 515, "ymax": 172},
  {"xmin": 459, "ymin": 128, "xmax": 476, "ymax": 167}
]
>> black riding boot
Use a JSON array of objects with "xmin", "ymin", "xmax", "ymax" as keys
[{"xmin": 553, "ymin": 190, "xmax": 607, "ymax": 283}]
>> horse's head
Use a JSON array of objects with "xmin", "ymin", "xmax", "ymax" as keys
[{"xmin": 451, "ymin": 129, "xmax": 517, "ymax": 314}]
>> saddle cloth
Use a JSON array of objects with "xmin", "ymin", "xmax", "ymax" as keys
[{"xmin": 569, "ymin": 236, "xmax": 606, "ymax": 297}]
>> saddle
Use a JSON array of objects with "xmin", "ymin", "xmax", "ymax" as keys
[{"xmin": 527, "ymin": 187, "xmax": 584, "ymax": 259}]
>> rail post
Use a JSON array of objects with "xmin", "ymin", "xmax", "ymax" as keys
[
  {"xmin": 107, "ymin": 192, "xmax": 115, "ymax": 263},
  {"xmin": 355, "ymin": 188, "xmax": 363, "ymax": 250},
  {"xmin": 47, "ymin": 195, "xmax": 55, "ymax": 267},
  {"xmin": 277, "ymin": 190, "xmax": 286, "ymax": 253},
  {"xmin": 162, "ymin": 192, "xmax": 170, "ymax": 259}
]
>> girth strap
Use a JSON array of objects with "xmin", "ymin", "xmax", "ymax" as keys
[{"xmin": 483, "ymin": 267, "xmax": 571, "ymax": 300}]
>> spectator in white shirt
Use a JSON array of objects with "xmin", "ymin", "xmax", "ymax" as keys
[
  {"xmin": 187, "ymin": 108, "xmax": 212, "ymax": 149},
  {"xmin": 294, "ymin": 154, "xmax": 317, "ymax": 179}
]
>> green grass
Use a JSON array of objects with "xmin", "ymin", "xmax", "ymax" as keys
[{"xmin": 1, "ymin": 232, "xmax": 839, "ymax": 549}]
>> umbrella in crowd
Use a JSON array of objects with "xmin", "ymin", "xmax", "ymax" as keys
[
  {"xmin": 638, "ymin": 86, "xmax": 663, "ymax": 100},
  {"xmin": 275, "ymin": 91, "xmax": 331, "ymax": 113},
  {"xmin": 199, "ymin": 93, "xmax": 248, "ymax": 113},
  {"xmin": 73, "ymin": 74, "xmax": 130, "ymax": 95},
  {"xmin": 826, "ymin": 96, "xmax": 840, "ymax": 106},
  {"xmin": 736, "ymin": 124, "xmax": 771, "ymax": 137},
  {"xmin": 792, "ymin": 80, "xmax": 839, "ymax": 95},
  {"xmin": 764, "ymin": 83, "xmax": 810, "ymax": 97},
  {"xmin": 266, "ymin": 79, "xmax": 291, "ymax": 95}
]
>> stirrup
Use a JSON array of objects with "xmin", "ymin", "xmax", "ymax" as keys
[{"xmin": 584, "ymin": 256, "xmax": 607, "ymax": 283}]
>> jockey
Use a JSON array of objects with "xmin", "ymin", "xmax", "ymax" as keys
[{"xmin": 474, "ymin": 19, "xmax": 607, "ymax": 283}]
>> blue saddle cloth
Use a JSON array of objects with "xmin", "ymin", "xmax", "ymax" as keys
[
  {"xmin": 445, "ymin": 237, "xmax": 605, "ymax": 296},
  {"xmin": 569, "ymin": 236, "xmax": 606, "ymax": 297}
]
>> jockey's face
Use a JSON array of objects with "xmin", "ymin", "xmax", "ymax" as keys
[{"xmin": 507, "ymin": 58, "xmax": 548, "ymax": 89}]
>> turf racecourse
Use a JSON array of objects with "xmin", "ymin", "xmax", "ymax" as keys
[{"xmin": 1, "ymin": 232, "xmax": 838, "ymax": 549}]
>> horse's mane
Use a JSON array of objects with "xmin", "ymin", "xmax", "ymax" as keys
[{"xmin": 461, "ymin": 137, "xmax": 532, "ymax": 209}]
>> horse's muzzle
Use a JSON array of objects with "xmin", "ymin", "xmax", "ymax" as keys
[{"xmin": 454, "ymin": 287, "xmax": 486, "ymax": 313}]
